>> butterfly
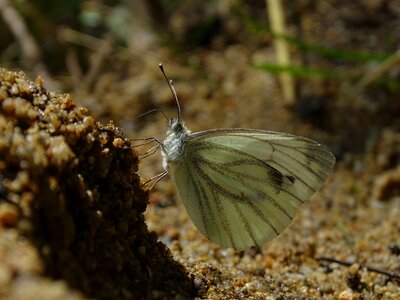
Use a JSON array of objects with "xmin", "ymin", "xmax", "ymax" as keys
[{"xmin": 150, "ymin": 64, "xmax": 335, "ymax": 251}]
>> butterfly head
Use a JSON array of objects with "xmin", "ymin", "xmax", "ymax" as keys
[
  {"xmin": 168, "ymin": 118, "xmax": 185, "ymax": 133},
  {"xmin": 159, "ymin": 64, "xmax": 191, "ymax": 167}
]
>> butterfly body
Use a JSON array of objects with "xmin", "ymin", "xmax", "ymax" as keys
[{"xmin": 162, "ymin": 119, "xmax": 190, "ymax": 169}]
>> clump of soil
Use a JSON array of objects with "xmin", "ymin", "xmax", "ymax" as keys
[{"xmin": 0, "ymin": 68, "xmax": 194, "ymax": 299}]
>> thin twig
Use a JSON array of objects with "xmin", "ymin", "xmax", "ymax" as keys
[
  {"xmin": 65, "ymin": 48, "xmax": 83, "ymax": 86},
  {"xmin": 353, "ymin": 48, "xmax": 400, "ymax": 95},
  {"xmin": 0, "ymin": 0, "xmax": 59, "ymax": 89},
  {"xmin": 266, "ymin": 0, "xmax": 296, "ymax": 106},
  {"xmin": 59, "ymin": 27, "xmax": 108, "ymax": 51},
  {"xmin": 82, "ymin": 35, "xmax": 114, "ymax": 91},
  {"xmin": 317, "ymin": 257, "xmax": 400, "ymax": 281},
  {"xmin": 0, "ymin": 0, "xmax": 41, "ymax": 67}
]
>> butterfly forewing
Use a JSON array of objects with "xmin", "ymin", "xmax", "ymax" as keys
[{"xmin": 172, "ymin": 129, "xmax": 335, "ymax": 250}]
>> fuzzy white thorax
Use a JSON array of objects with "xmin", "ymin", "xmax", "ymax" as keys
[{"xmin": 161, "ymin": 119, "xmax": 191, "ymax": 170}]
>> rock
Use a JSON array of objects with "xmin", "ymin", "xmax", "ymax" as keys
[{"xmin": 0, "ymin": 68, "xmax": 194, "ymax": 299}]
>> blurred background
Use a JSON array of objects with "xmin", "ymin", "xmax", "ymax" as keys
[
  {"xmin": 4, "ymin": 2, "xmax": 400, "ymax": 182},
  {"xmin": 1, "ymin": 0, "xmax": 399, "ymax": 148}
]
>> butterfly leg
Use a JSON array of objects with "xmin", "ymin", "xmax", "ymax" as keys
[
  {"xmin": 132, "ymin": 136, "xmax": 166, "ymax": 159},
  {"xmin": 131, "ymin": 136, "xmax": 162, "ymax": 147},
  {"xmin": 140, "ymin": 169, "xmax": 169, "ymax": 190},
  {"xmin": 138, "ymin": 144, "xmax": 161, "ymax": 159}
]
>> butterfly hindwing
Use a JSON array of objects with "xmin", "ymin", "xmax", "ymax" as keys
[{"xmin": 172, "ymin": 129, "xmax": 335, "ymax": 250}]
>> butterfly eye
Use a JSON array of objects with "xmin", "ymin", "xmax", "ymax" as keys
[
  {"xmin": 174, "ymin": 122, "xmax": 183, "ymax": 132},
  {"xmin": 168, "ymin": 120, "xmax": 184, "ymax": 132}
]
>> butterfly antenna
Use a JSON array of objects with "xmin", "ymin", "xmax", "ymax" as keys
[
  {"xmin": 159, "ymin": 63, "xmax": 182, "ymax": 122},
  {"xmin": 135, "ymin": 107, "xmax": 169, "ymax": 123}
]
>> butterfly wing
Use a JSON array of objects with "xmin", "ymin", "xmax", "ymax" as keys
[{"xmin": 171, "ymin": 129, "xmax": 335, "ymax": 250}]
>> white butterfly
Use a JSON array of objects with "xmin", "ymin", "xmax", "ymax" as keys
[{"xmin": 150, "ymin": 64, "xmax": 335, "ymax": 251}]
